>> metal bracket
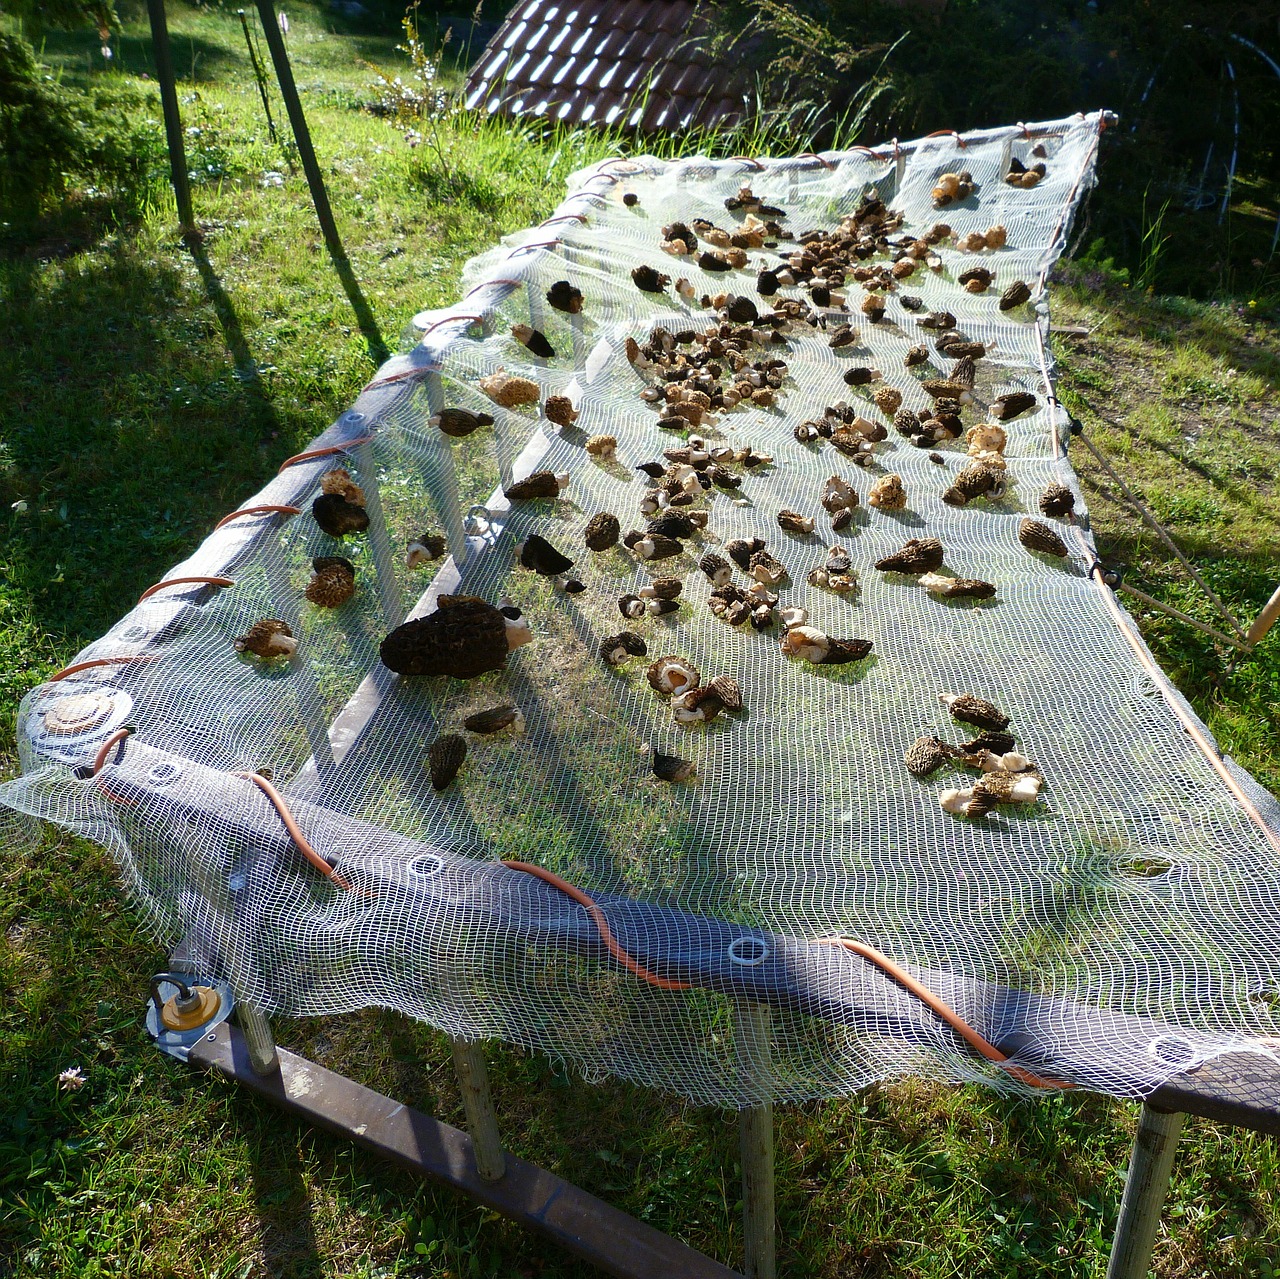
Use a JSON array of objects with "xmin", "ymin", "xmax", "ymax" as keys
[{"xmin": 145, "ymin": 972, "xmax": 235, "ymax": 1061}]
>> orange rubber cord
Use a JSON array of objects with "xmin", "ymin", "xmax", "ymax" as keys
[
  {"xmin": 277, "ymin": 435, "xmax": 375, "ymax": 473},
  {"xmin": 213, "ymin": 504, "xmax": 301, "ymax": 531},
  {"xmin": 507, "ymin": 239, "xmax": 564, "ymax": 259},
  {"xmin": 137, "ymin": 576, "xmax": 235, "ymax": 604},
  {"xmin": 361, "ymin": 364, "xmax": 442, "ymax": 392},
  {"xmin": 923, "ymin": 128, "xmax": 968, "ymax": 148},
  {"xmin": 730, "ymin": 155, "xmax": 766, "ymax": 171},
  {"xmin": 820, "ymin": 938, "xmax": 1075, "ymax": 1090},
  {"xmin": 49, "ymin": 655, "xmax": 159, "ymax": 683},
  {"xmin": 92, "ymin": 727, "xmax": 133, "ymax": 775},
  {"xmin": 417, "ymin": 313, "xmax": 486, "ymax": 339},
  {"xmin": 540, "ymin": 212, "xmax": 589, "ymax": 227},
  {"xmin": 465, "ymin": 279, "xmax": 522, "ymax": 297},
  {"xmin": 501, "ymin": 860, "xmax": 692, "ymax": 991},
  {"xmin": 798, "ymin": 151, "xmax": 835, "ymax": 170},
  {"xmin": 236, "ymin": 771, "xmax": 354, "ymax": 891}
]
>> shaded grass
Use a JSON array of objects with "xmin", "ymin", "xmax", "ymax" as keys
[{"xmin": 0, "ymin": 5, "xmax": 1278, "ymax": 1278}]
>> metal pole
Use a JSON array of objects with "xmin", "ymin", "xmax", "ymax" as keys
[
  {"xmin": 144, "ymin": 0, "xmax": 196, "ymax": 233},
  {"xmin": 352, "ymin": 435, "xmax": 403, "ymax": 629},
  {"xmin": 735, "ymin": 1001, "xmax": 776, "ymax": 1279},
  {"xmin": 238, "ymin": 1000, "xmax": 280, "ymax": 1074},
  {"xmin": 450, "ymin": 1037, "xmax": 506, "ymax": 1181},
  {"xmin": 1106, "ymin": 1104, "xmax": 1185, "ymax": 1279}
]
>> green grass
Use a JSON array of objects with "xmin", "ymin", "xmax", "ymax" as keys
[{"xmin": 2, "ymin": 5, "xmax": 1280, "ymax": 1277}]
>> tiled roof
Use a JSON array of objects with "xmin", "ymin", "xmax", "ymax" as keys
[{"xmin": 463, "ymin": 0, "xmax": 748, "ymax": 134}]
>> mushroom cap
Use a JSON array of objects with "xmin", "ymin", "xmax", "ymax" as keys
[
  {"xmin": 1018, "ymin": 517, "xmax": 1069, "ymax": 557},
  {"xmin": 905, "ymin": 735, "xmax": 950, "ymax": 778},
  {"xmin": 1039, "ymin": 482, "xmax": 1076, "ymax": 518},
  {"xmin": 939, "ymin": 692, "xmax": 1010, "ymax": 732},
  {"xmin": 463, "ymin": 704, "xmax": 522, "ymax": 734},
  {"xmin": 504, "ymin": 471, "xmax": 564, "ymax": 501},
  {"xmin": 647, "ymin": 655, "xmax": 701, "ymax": 696},
  {"xmin": 584, "ymin": 511, "xmax": 621, "ymax": 552},
  {"xmin": 234, "ymin": 618, "xmax": 296, "ymax": 659},
  {"xmin": 305, "ymin": 560, "xmax": 356, "ymax": 608},
  {"xmin": 518, "ymin": 534, "xmax": 575, "ymax": 576},
  {"xmin": 543, "ymin": 396, "xmax": 578, "ymax": 427},
  {"xmin": 312, "ymin": 493, "xmax": 370, "ymax": 538},
  {"xmin": 433, "ymin": 407, "xmax": 494, "ymax": 438},
  {"xmin": 479, "ymin": 371, "xmax": 541, "ymax": 408},
  {"xmin": 320, "ymin": 469, "xmax": 365, "ymax": 504},
  {"xmin": 875, "ymin": 537, "xmax": 944, "ymax": 574},
  {"xmin": 380, "ymin": 596, "xmax": 515, "ymax": 679},
  {"xmin": 428, "ymin": 734, "xmax": 467, "ymax": 790},
  {"xmin": 600, "ymin": 631, "xmax": 648, "ymax": 665}
]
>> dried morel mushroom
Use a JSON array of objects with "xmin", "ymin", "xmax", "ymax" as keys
[
  {"xmin": 518, "ymin": 534, "xmax": 574, "ymax": 576},
  {"xmin": 428, "ymin": 734, "xmax": 467, "ymax": 790},
  {"xmin": 511, "ymin": 324, "xmax": 554, "ymax": 358},
  {"xmin": 463, "ymin": 704, "xmax": 522, "ymax": 734},
  {"xmin": 875, "ymin": 537, "xmax": 944, "ymax": 574},
  {"xmin": 939, "ymin": 691, "xmax": 1010, "ymax": 732},
  {"xmin": 305, "ymin": 556, "xmax": 356, "ymax": 608},
  {"xmin": 479, "ymin": 371, "xmax": 540, "ymax": 408},
  {"xmin": 380, "ymin": 596, "xmax": 531, "ymax": 679},
  {"xmin": 999, "ymin": 280, "xmax": 1032, "ymax": 311},
  {"xmin": 504, "ymin": 470, "xmax": 569, "ymax": 501},
  {"xmin": 1018, "ymin": 518, "xmax": 1069, "ymax": 557},
  {"xmin": 546, "ymin": 280, "xmax": 584, "ymax": 314},
  {"xmin": 431, "ymin": 407, "xmax": 494, "ymax": 438},
  {"xmin": 991, "ymin": 391, "xmax": 1037, "ymax": 421},
  {"xmin": 235, "ymin": 618, "xmax": 297, "ymax": 660},
  {"xmin": 905, "ymin": 735, "xmax": 950, "ymax": 778},
  {"xmin": 599, "ymin": 631, "xmax": 647, "ymax": 666},
  {"xmin": 543, "ymin": 396, "xmax": 578, "ymax": 427},
  {"xmin": 312, "ymin": 493, "xmax": 370, "ymax": 538},
  {"xmin": 632, "ymin": 264, "xmax": 671, "ymax": 293},
  {"xmin": 919, "ymin": 573, "xmax": 996, "ymax": 600},
  {"xmin": 1039, "ymin": 482, "xmax": 1076, "ymax": 518},
  {"xmin": 320, "ymin": 468, "xmax": 365, "ymax": 505},
  {"xmin": 584, "ymin": 511, "xmax": 621, "ymax": 551},
  {"xmin": 407, "ymin": 534, "xmax": 447, "ymax": 568},
  {"xmin": 652, "ymin": 751, "xmax": 696, "ymax": 783}
]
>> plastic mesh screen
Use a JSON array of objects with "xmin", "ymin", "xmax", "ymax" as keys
[{"xmin": 5, "ymin": 112, "xmax": 1280, "ymax": 1107}]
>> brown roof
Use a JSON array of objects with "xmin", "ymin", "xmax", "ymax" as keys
[{"xmin": 463, "ymin": 0, "xmax": 748, "ymax": 134}]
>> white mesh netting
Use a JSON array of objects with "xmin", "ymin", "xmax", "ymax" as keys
[{"xmin": 6, "ymin": 112, "xmax": 1280, "ymax": 1106}]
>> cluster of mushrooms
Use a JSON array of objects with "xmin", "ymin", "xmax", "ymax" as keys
[
  {"xmin": 232, "ymin": 145, "xmax": 1085, "ymax": 795},
  {"xmin": 906, "ymin": 692, "xmax": 1045, "ymax": 819}
]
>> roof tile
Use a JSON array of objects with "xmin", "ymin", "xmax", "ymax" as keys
[{"xmin": 464, "ymin": 0, "xmax": 747, "ymax": 135}]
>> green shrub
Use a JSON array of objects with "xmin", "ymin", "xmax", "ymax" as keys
[
  {"xmin": 0, "ymin": 33, "xmax": 166, "ymax": 230},
  {"xmin": 0, "ymin": 33, "xmax": 88, "ymax": 221}
]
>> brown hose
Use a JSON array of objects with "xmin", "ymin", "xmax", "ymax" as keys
[
  {"xmin": 819, "ymin": 938, "xmax": 1074, "ymax": 1090},
  {"xmin": 236, "ymin": 771, "xmax": 353, "ymax": 891},
  {"xmin": 502, "ymin": 860, "xmax": 691, "ymax": 991}
]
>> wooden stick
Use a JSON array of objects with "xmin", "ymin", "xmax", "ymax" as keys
[
  {"xmin": 1076, "ymin": 430, "xmax": 1247, "ymax": 641},
  {"xmin": 450, "ymin": 1037, "xmax": 506, "ymax": 1182},
  {"xmin": 238, "ymin": 1000, "xmax": 280, "ymax": 1075},
  {"xmin": 1105, "ymin": 1105, "xmax": 1184, "ymax": 1279},
  {"xmin": 1245, "ymin": 582, "xmax": 1280, "ymax": 648},
  {"xmin": 144, "ymin": 0, "xmax": 196, "ymax": 233},
  {"xmin": 1118, "ymin": 583, "xmax": 1251, "ymax": 652},
  {"xmin": 735, "ymin": 1001, "xmax": 776, "ymax": 1279},
  {"xmin": 252, "ymin": 0, "xmax": 389, "ymax": 365}
]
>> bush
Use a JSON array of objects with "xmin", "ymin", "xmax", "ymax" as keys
[
  {"xmin": 0, "ymin": 33, "xmax": 166, "ymax": 231},
  {"xmin": 0, "ymin": 33, "xmax": 88, "ymax": 222}
]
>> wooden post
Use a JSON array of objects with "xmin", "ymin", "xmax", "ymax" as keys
[
  {"xmin": 351, "ymin": 434, "xmax": 402, "ymax": 628},
  {"xmin": 1245, "ymin": 583, "xmax": 1280, "ymax": 648},
  {"xmin": 238, "ymin": 1000, "xmax": 280, "ymax": 1075},
  {"xmin": 252, "ymin": 0, "xmax": 389, "ymax": 364},
  {"xmin": 1105, "ymin": 1104, "xmax": 1185, "ymax": 1279},
  {"xmin": 450, "ymin": 1037, "xmax": 506, "ymax": 1181},
  {"xmin": 735, "ymin": 1001, "xmax": 776, "ymax": 1279},
  {"xmin": 144, "ymin": 0, "xmax": 196, "ymax": 233}
]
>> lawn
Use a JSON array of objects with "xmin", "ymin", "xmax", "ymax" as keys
[{"xmin": 1, "ymin": 5, "xmax": 1278, "ymax": 1277}]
